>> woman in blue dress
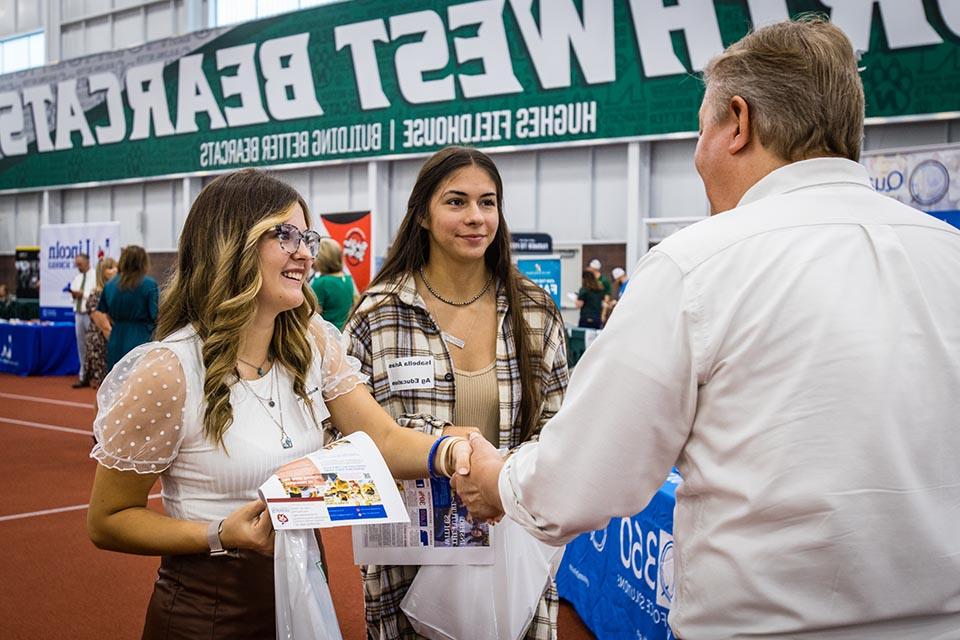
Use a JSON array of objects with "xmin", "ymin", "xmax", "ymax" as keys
[{"xmin": 98, "ymin": 245, "xmax": 159, "ymax": 371}]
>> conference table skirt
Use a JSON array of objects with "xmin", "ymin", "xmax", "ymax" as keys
[{"xmin": 0, "ymin": 321, "xmax": 79, "ymax": 376}]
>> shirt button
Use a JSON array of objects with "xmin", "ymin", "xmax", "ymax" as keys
[{"xmin": 444, "ymin": 372, "xmax": 454, "ymax": 382}]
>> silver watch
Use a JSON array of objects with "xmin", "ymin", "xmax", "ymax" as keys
[{"xmin": 207, "ymin": 519, "xmax": 229, "ymax": 556}]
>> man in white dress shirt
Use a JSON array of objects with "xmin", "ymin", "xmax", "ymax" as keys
[
  {"xmin": 69, "ymin": 252, "xmax": 95, "ymax": 387},
  {"xmin": 455, "ymin": 17, "xmax": 960, "ymax": 640}
]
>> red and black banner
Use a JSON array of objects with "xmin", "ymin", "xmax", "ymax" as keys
[{"xmin": 319, "ymin": 211, "xmax": 372, "ymax": 292}]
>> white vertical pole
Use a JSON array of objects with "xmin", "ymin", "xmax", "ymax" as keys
[
  {"xmin": 41, "ymin": 190, "xmax": 50, "ymax": 226},
  {"xmin": 625, "ymin": 141, "xmax": 651, "ymax": 269},
  {"xmin": 367, "ymin": 160, "xmax": 390, "ymax": 280}
]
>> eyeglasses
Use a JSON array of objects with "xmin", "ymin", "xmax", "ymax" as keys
[{"xmin": 273, "ymin": 223, "xmax": 324, "ymax": 258}]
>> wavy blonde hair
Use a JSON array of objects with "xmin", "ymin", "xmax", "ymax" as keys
[{"xmin": 156, "ymin": 169, "xmax": 318, "ymax": 446}]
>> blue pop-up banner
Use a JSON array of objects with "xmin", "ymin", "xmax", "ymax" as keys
[{"xmin": 517, "ymin": 256, "xmax": 561, "ymax": 308}]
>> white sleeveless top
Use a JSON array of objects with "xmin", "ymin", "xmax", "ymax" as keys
[{"xmin": 90, "ymin": 316, "xmax": 367, "ymax": 522}]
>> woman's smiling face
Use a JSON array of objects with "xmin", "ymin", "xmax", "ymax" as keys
[
  {"xmin": 255, "ymin": 202, "xmax": 312, "ymax": 317},
  {"xmin": 421, "ymin": 164, "xmax": 500, "ymax": 265}
]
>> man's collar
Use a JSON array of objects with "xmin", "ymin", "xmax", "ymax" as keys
[{"xmin": 737, "ymin": 157, "xmax": 872, "ymax": 208}]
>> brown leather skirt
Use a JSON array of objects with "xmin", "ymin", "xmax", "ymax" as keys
[{"xmin": 141, "ymin": 550, "xmax": 276, "ymax": 640}]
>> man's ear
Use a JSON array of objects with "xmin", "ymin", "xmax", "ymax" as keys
[{"xmin": 728, "ymin": 95, "xmax": 751, "ymax": 155}]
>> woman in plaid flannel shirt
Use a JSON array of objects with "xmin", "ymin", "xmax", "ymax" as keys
[{"xmin": 344, "ymin": 147, "xmax": 569, "ymax": 640}]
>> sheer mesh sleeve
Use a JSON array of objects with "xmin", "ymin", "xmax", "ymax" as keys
[
  {"xmin": 90, "ymin": 346, "xmax": 188, "ymax": 474},
  {"xmin": 308, "ymin": 315, "xmax": 368, "ymax": 402}
]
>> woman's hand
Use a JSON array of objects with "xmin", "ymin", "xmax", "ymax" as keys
[
  {"xmin": 442, "ymin": 426, "xmax": 480, "ymax": 475},
  {"xmin": 441, "ymin": 424, "xmax": 479, "ymax": 439},
  {"xmin": 218, "ymin": 499, "xmax": 276, "ymax": 557},
  {"xmin": 450, "ymin": 436, "xmax": 472, "ymax": 477}
]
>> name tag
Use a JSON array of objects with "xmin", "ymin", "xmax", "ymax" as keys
[{"xmin": 386, "ymin": 356, "xmax": 435, "ymax": 391}]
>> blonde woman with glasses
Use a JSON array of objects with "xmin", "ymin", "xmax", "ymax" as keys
[{"xmin": 86, "ymin": 169, "xmax": 471, "ymax": 639}]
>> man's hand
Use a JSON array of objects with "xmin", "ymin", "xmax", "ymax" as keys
[{"xmin": 452, "ymin": 432, "xmax": 506, "ymax": 523}]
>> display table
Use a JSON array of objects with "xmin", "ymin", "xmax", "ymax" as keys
[
  {"xmin": 557, "ymin": 472, "xmax": 681, "ymax": 640},
  {"xmin": 0, "ymin": 320, "xmax": 80, "ymax": 376}
]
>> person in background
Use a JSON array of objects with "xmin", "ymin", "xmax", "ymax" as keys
[
  {"xmin": 97, "ymin": 245, "xmax": 159, "ymax": 372},
  {"xmin": 0, "ymin": 283, "xmax": 15, "ymax": 318},
  {"xmin": 455, "ymin": 17, "xmax": 960, "ymax": 639},
  {"xmin": 602, "ymin": 266, "xmax": 629, "ymax": 324},
  {"xmin": 70, "ymin": 253, "xmax": 96, "ymax": 387},
  {"xmin": 586, "ymin": 258, "xmax": 611, "ymax": 298},
  {"xmin": 576, "ymin": 269, "xmax": 605, "ymax": 329},
  {"xmin": 86, "ymin": 169, "xmax": 470, "ymax": 639},
  {"xmin": 345, "ymin": 146, "xmax": 568, "ymax": 640},
  {"xmin": 85, "ymin": 257, "xmax": 118, "ymax": 388},
  {"xmin": 611, "ymin": 266, "xmax": 628, "ymax": 299},
  {"xmin": 309, "ymin": 237, "xmax": 357, "ymax": 331}
]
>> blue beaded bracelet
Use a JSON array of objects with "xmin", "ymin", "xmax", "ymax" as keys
[{"xmin": 428, "ymin": 435, "xmax": 451, "ymax": 480}]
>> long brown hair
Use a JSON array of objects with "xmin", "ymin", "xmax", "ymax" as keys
[
  {"xmin": 582, "ymin": 270, "xmax": 603, "ymax": 291},
  {"xmin": 118, "ymin": 246, "xmax": 149, "ymax": 290},
  {"xmin": 155, "ymin": 169, "xmax": 318, "ymax": 445},
  {"xmin": 362, "ymin": 146, "xmax": 560, "ymax": 443}
]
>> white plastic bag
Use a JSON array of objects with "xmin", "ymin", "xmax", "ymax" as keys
[
  {"xmin": 400, "ymin": 517, "xmax": 565, "ymax": 640},
  {"xmin": 274, "ymin": 529, "xmax": 343, "ymax": 640}
]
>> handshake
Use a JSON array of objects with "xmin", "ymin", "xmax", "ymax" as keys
[{"xmin": 446, "ymin": 431, "xmax": 508, "ymax": 523}]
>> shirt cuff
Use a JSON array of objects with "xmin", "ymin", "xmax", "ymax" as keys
[{"xmin": 497, "ymin": 445, "xmax": 541, "ymax": 533}]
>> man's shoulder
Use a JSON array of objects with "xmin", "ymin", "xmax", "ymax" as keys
[{"xmin": 655, "ymin": 186, "xmax": 956, "ymax": 273}]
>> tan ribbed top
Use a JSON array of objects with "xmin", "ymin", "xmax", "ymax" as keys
[{"xmin": 453, "ymin": 361, "xmax": 500, "ymax": 445}]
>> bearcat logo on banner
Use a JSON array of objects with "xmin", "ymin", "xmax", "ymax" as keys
[
  {"xmin": 319, "ymin": 211, "xmax": 372, "ymax": 291},
  {"xmin": 2, "ymin": 1, "xmax": 960, "ymax": 191}
]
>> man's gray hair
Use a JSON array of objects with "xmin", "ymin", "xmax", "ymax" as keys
[{"xmin": 702, "ymin": 16, "xmax": 864, "ymax": 162}]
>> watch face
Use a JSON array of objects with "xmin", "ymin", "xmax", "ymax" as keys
[{"xmin": 909, "ymin": 160, "xmax": 950, "ymax": 207}]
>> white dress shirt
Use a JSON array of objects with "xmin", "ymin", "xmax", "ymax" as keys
[
  {"xmin": 70, "ymin": 269, "xmax": 95, "ymax": 313},
  {"xmin": 500, "ymin": 158, "xmax": 960, "ymax": 639}
]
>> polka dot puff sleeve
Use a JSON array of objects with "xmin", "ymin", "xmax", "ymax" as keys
[
  {"xmin": 90, "ymin": 346, "xmax": 187, "ymax": 475},
  {"xmin": 309, "ymin": 315, "xmax": 368, "ymax": 402}
]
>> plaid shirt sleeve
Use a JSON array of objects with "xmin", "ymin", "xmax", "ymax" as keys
[{"xmin": 529, "ymin": 304, "xmax": 569, "ymax": 442}]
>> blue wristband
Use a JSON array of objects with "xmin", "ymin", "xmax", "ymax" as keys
[{"xmin": 428, "ymin": 435, "xmax": 450, "ymax": 480}]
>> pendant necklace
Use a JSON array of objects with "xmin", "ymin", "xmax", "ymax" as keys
[
  {"xmin": 238, "ymin": 354, "xmax": 272, "ymax": 377},
  {"xmin": 241, "ymin": 365, "xmax": 293, "ymax": 449},
  {"xmin": 239, "ymin": 357, "xmax": 276, "ymax": 407}
]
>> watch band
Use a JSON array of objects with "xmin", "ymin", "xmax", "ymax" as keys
[{"xmin": 207, "ymin": 519, "xmax": 228, "ymax": 556}]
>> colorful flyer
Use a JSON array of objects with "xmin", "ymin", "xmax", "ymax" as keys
[{"xmin": 259, "ymin": 431, "xmax": 409, "ymax": 530}]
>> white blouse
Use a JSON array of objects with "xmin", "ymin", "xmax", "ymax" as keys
[{"xmin": 90, "ymin": 316, "xmax": 366, "ymax": 522}]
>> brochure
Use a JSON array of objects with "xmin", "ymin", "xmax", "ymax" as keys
[{"xmin": 259, "ymin": 431, "xmax": 410, "ymax": 530}]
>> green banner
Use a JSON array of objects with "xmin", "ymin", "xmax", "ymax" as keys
[{"xmin": 1, "ymin": 0, "xmax": 960, "ymax": 190}]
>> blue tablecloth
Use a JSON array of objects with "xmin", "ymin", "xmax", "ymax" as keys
[
  {"xmin": 0, "ymin": 320, "xmax": 80, "ymax": 376},
  {"xmin": 557, "ymin": 472, "xmax": 681, "ymax": 640}
]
